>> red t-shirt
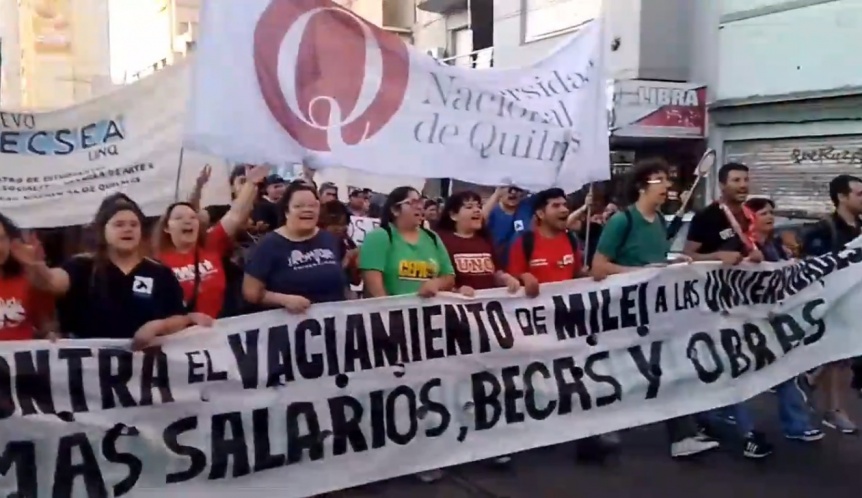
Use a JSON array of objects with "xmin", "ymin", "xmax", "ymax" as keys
[
  {"xmin": 158, "ymin": 223, "xmax": 233, "ymax": 318},
  {"xmin": 0, "ymin": 275, "xmax": 53, "ymax": 341},
  {"xmin": 507, "ymin": 231, "xmax": 582, "ymax": 284},
  {"xmin": 438, "ymin": 231, "xmax": 500, "ymax": 290}
]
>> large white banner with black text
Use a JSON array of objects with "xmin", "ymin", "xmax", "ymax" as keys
[
  {"xmin": 0, "ymin": 61, "xmax": 230, "ymax": 228},
  {"xmin": 3, "ymin": 247, "xmax": 862, "ymax": 497},
  {"xmin": 184, "ymin": 0, "xmax": 610, "ymax": 192}
]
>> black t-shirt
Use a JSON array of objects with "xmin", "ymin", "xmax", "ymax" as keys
[
  {"xmin": 58, "ymin": 256, "xmax": 186, "ymax": 339},
  {"xmin": 687, "ymin": 203, "xmax": 750, "ymax": 254},
  {"xmin": 251, "ymin": 199, "xmax": 280, "ymax": 230}
]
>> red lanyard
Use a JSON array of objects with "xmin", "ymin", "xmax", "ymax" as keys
[{"xmin": 718, "ymin": 203, "xmax": 755, "ymax": 252}]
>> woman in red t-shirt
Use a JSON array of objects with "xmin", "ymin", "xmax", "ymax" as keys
[
  {"xmin": 0, "ymin": 214, "xmax": 54, "ymax": 341},
  {"xmin": 437, "ymin": 191, "xmax": 521, "ymax": 297},
  {"xmin": 155, "ymin": 166, "xmax": 268, "ymax": 318}
]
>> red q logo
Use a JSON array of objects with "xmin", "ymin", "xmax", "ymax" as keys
[{"xmin": 254, "ymin": 0, "xmax": 410, "ymax": 152}]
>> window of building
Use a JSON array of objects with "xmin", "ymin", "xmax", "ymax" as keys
[
  {"xmin": 450, "ymin": 27, "xmax": 473, "ymax": 67},
  {"xmin": 522, "ymin": 0, "xmax": 599, "ymax": 42}
]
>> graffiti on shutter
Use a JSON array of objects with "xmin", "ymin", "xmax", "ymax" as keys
[{"xmin": 724, "ymin": 136, "xmax": 862, "ymax": 215}]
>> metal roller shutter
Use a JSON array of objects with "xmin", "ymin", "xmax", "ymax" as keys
[{"xmin": 724, "ymin": 135, "xmax": 862, "ymax": 215}]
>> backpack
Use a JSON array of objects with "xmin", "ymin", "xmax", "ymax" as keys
[
  {"xmin": 521, "ymin": 230, "xmax": 581, "ymax": 277},
  {"xmin": 617, "ymin": 208, "xmax": 669, "ymax": 254}
]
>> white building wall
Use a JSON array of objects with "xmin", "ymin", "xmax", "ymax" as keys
[
  {"xmin": 716, "ymin": 0, "xmax": 862, "ymax": 100},
  {"xmin": 0, "ymin": 0, "xmax": 22, "ymax": 108}
]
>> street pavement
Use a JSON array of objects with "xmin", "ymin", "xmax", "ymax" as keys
[{"xmin": 337, "ymin": 393, "xmax": 862, "ymax": 498}]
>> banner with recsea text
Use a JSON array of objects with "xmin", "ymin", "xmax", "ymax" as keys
[
  {"xmin": 184, "ymin": 0, "xmax": 610, "ymax": 192},
  {"xmin": 0, "ymin": 61, "xmax": 229, "ymax": 228},
  {"xmin": 2, "ymin": 247, "xmax": 862, "ymax": 497}
]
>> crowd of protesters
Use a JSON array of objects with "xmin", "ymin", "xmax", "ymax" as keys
[{"xmin": 1, "ymin": 157, "xmax": 861, "ymax": 485}]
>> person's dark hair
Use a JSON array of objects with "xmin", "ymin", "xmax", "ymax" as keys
[
  {"xmin": 0, "ymin": 213, "xmax": 23, "ymax": 278},
  {"xmin": 626, "ymin": 157, "xmax": 670, "ymax": 203},
  {"xmin": 424, "ymin": 198, "xmax": 439, "ymax": 210},
  {"xmin": 744, "ymin": 197, "xmax": 775, "ymax": 213},
  {"xmin": 277, "ymin": 182, "xmax": 319, "ymax": 223},
  {"xmin": 380, "ymin": 186, "xmax": 420, "ymax": 227},
  {"xmin": 319, "ymin": 200, "xmax": 351, "ymax": 228},
  {"xmin": 96, "ymin": 192, "xmax": 134, "ymax": 214},
  {"xmin": 718, "ymin": 162, "xmax": 749, "ymax": 184},
  {"xmin": 829, "ymin": 174, "xmax": 862, "ymax": 207},
  {"xmin": 531, "ymin": 188, "xmax": 567, "ymax": 214},
  {"xmin": 437, "ymin": 190, "xmax": 482, "ymax": 232},
  {"xmin": 153, "ymin": 201, "xmax": 207, "ymax": 254}
]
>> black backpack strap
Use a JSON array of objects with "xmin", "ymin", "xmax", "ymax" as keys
[
  {"xmin": 522, "ymin": 231, "xmax": 535, "ymax": 266},
  {"xmin": 185, "ymin": 248, "xmax": 202, "ymax": 313},
  {"xmin": 566, "ymin": 231, "xmax": 581, "ymax": 277},
  {"xmin": 825, "ymin": 217, "xmax": 839, "ymax": 250},
  {"xmin": 421, "ymin": 227, "xmax": 439, "ymax": 247},
  {"xmin": 616, "ymin": 209, "xmax": 634, "ymax": 256}
]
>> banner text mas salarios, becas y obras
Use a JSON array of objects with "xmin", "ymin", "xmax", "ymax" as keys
[{"xmin": 3, "ymin": 248, "xmax": 862, "ymax": 498}]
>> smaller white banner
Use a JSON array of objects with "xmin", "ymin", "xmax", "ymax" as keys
[
  {"xmin": 0, "ymin": 61, "xmax": 230, "ymax": 228},
  {"xmin": 347, "ymin": 216, "xmax": 380, "ymax": 245}
]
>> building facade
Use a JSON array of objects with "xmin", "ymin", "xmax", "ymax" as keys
[
  {"xmin": 0, "ymin": 0, "xmax": 112, "ymax": 110},
  {"xmin": 709, "ymin": 0, "xmax": 862, "ymax": 215}
]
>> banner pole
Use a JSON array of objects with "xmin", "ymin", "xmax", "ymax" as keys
[
  {"xmin": 582, "ymin": 183, "xmax": 593, "ymax": 268},
  {"xmin": 173, "ymin": 147, "xmax": 185, "ymax": 201}
]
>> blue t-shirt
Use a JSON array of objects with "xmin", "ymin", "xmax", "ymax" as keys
[
  {"xmin": 245, "ymin": 230, "xmax": 347, "ymax": 304},
  {"xmin": 487, "ymin": 198, "xmax": 534, "ymax": 263}
]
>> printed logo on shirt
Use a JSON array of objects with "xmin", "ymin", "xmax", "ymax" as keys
[
  {"xmin": 719, "ymin": 228, "xmax": 735, "ymax": 240},
  {"xmin": 172, "ymin": 259, "xmax": 218, "ymax": 283},
  {"xmin": 133, "ymin": 276, "xmax": 154, "ymax": 296},
  {"xmin": 0, "ymin": 298, "xmax": 25, "ymax": 329},
  {"xmin": 560, "ymin": 254, "xmax": 574, "ymax": 267},
  {"xmin": 514, "ymin": 220, "xmax": 525, "ymax": 232},
  {"xmin": 453, "ymin": 253, "xmax": 494, "ymax": 274},
  {"xmin": 529, "ymin": 258, "xmax": 549, "ymax": 268},
  {"xmin": 398, "ymin": 259, "xmax": 438, "ymax": 280},
  {"xmin": 288, "ymin": 248, "xmax": 337, "ymax": 270}
]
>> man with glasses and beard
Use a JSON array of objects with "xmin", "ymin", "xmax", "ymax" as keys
[
  {"xmin": 592, "ymin": 158, "xmax": 723, "ymax": 459},
  {"xmin": 483, "ymin": 186, "xmax": 534, "ymax": 266}
]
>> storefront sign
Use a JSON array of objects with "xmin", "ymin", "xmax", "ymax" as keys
[{"xmin": 610, "ymin": 80, "xmax": 707, "ymax": 139}]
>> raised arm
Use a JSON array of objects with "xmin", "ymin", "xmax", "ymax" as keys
[{"xmin": 220, "ymin": 166, "xmax": 269, "ymax": 237}]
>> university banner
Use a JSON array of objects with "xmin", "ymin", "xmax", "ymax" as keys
[
  {"xmin": 183, "ymin": 0, "xmax": 610, "ymax": 193},
  {"xmin": 0, "ymin": 61, "xmax": 230, "ymax": 228},
  {"xmin": 3, "ymin": 248, "xmax": 862, "ymax": 497}
]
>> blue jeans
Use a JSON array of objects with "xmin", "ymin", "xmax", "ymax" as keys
[
  {"xmin": 774, "ymin": 380, "xmax": 814, "ymax": 435},
  {"xmin": 701, "ymin": 403, "xmax": 756, "ymax": 437}
]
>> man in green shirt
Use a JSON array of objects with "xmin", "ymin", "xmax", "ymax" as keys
[{"xmin": 591, "ymin": 158, "xmax": 721, "ymax": 460}]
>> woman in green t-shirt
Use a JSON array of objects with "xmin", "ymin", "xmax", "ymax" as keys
[
  {"xmin": 359, "ymin": 186, "xmax": 455, "ymax": 298},
  {"xmin": 357, "ymin": 186, "xmax": 455, "ymax": 484}
]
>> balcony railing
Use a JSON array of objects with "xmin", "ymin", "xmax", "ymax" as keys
[{"xmin": 440, "ymin": 47, "xmax": 494, "ymax": 69}]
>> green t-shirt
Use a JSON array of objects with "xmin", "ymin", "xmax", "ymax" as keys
[
  {"xmin": 358, "ymin": 227, "xmax": 455, "ymax": 296},
  {"xmin": 595, "ymin": 208, "xmax": 669, "ymax": 267}
]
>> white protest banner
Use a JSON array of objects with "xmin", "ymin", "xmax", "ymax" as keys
[
  {"xmin": 4, "ymin": 248, "xmax": 861, "ymax": 497},
  {"xmin": 0, "ymin": 61, "xmax": 230, "ymax": 228},
  {"xmin": 347, "ymin": 216, "xmax": 379, "ymax": 245},
  {"xmin": 184, "ymin": 0, "xmax": 609, "ymax": 192}
]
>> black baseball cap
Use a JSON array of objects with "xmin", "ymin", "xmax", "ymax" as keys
[{"xmin": 263, "ymin": 174, "xmax": 285, "ymax": 187}]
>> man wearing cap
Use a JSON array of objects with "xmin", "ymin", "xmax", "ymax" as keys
[
  {"xmin": 347, "ymin": 188, "xmax": 371, "ymax": 217},
  {"xmin": 482, "ymin": 186, "xmax": 534, "ymax": 266},
  {"xmin": 251, "ymin": 173, "xmax": 286, "ymax": 232}
]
